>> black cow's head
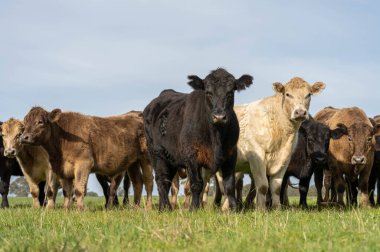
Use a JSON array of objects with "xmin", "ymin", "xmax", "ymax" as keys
[
  {"xmin": 188, "ymin": 68, "xmax": 253, "ymax": 125},
  {"xmin": 300, "ymin": 119, "xmax": 346, "ymax": 165}
]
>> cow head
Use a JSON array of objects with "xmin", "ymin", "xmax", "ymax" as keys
[
  {"xmin": 333, "ymin": 120, "xmax": 380, "ymax": 167},
  {"xmin": 20, "ymin": 107, "xmax": 62, "ymax": 146},
  {"xmin": 300, "ymin": 119, "xmax": 346, "ymax": 165},
  {"xmin": 273, "ymin": 77, "xmax": 325, "ymax": 123},
  {"xmin": 1, "ymin": 118, "xmax": 25, "ymax": 158},
  {"xmin": 188, "ymin": 68, "xmax": 253, "ymax": 125}
]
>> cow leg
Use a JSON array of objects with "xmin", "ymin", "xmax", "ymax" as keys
[
  {"xmin": 183, "ymin": 177, "xmax": 191, "ymax": 209},
  {"xmin": 314, "ymin": 167, "xmax": 324, "ymax": 205},
  {"xmin": 269, "ymin": 168, "xmax": 288, "ymax": 209},
  {"xmin": 280, "ymin": 174, "xmax": 289, "ymax": 206},
  {"xmin": 123, "ymin": 173, "xmax": 131, "ymax": 206},
  {"xmin": 377, "ymin": 178, "xmax": 380, "ymax": 206},
  {"xmin": 250, "ymin": 160, "xmax": 268, "ymax": 210},
  {"xmin": 358, "ymin": 171, "xmax": 371, "ymax": 208},
  {"xmin": 187, "ymin": 165, "xmax": 203, "ymax": 210},
  {"xmin": 323, "ymin": 169, "xmax": 332, "ymax": 202},
  {"xmin": 244, "ymin": 174, "xmax": 256, "ymax": 209},
  {"xmin": 107, "ymin": 174, "xmax": 123, "ymax": 208},
  {"xmin": 334, "ymin": 171, "xmax": 346, "ymax": 207},
  {"xmin": 46, "ymin": 172, "xmax": 59, "ymax": 209},
  {"xmin": 235, "ymin": 172, "xmax": 244, "ymax": 210},
  {"xmin": 170, "ymin": 173, "xmax": 180, "ymax": 209},
  {"xmin": 29, "ymin": 180, "xmax": 41, "ymax": 208},
  {"xmin": 127, "ymin": 162, "xmax": 143, "ymax": 208},
  {"xmin": 0, "ymin": 175, "xmax": 11, "ymax": 208},
  {"xmin": 213, "ymin": 172, "xmax": 223, "ymax": 207},
  {"xmin": 140, "ymin": 158, "xmax": 154, "ymax": 210},
  {"xmin": 201, "ymin": 168, "xmax": 211, "ymax": 207},
  {"xmin": 96, "ymin": 174, "xmax": 110, "ymax": 207},
  {"xmin": 38, "ymin": 181, "xmax": 46, "ymax": 206},
  {"xmin": 299, "ymin": 178, "xmax": 311, "ymax": 208},
  {"xmin": 220, "ymin": 157, "xmax": 237, "ymax": 211},
  {"xmin": 154, "ymin": 159, "xmax": 175, "ymax": 211},
  {"xmin": 61, "ymin": 179, "xmax": 73, "ymax": 209},
  {"xmin": 73, "ymin": 165, "xmax": 91, "ymax": 211}
]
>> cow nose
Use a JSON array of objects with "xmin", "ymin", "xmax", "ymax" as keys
[
  {"xmin": 294, "ymin": 109, "xmax": 307, "ymax": 119},
  {"xmin": 212, "ymin": 113, "xmax": 227, "ymax": 124},
  {"xmin": 315, "ymin": 155, "xmax": 327, "ymax": 164},
  {"xmin": 351, "ymin": 155, "xmax": 366, "ymax": 165},
  {"xmin": 20, "ymin": 134, "xmax": 31, "ymax": 144},
  {"xmin": 4, "ymin": 148, "xmax": 16, "ymax": 157}
]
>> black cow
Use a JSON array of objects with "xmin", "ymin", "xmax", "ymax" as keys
[
  {"xmin": 143, "ymin": 68, "xmax": 253, "ymax": 211},
  {"xmin": 368, "ymin": 151, "xmax": 380, "ymax": 206},
  {"xmin": 280, "ymin": 118, "xmax": 346, "ymax": 208}
]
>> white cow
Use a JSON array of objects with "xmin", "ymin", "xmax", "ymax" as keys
[
  {"xmin": 1, "ymin": 118, "xmax": 59, "ymax": 208},
  {"xmin": 218, "ymin": 77, "xmax": 325, "ymax": 209}
]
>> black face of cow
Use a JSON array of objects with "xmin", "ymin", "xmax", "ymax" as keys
[
  {"xmin": 302, "ymin": 120, "xmax": 346, "ymax": 165},
  {"xmin": 188, "ymin": 68, "xmax": 253, "ymax": 125}
]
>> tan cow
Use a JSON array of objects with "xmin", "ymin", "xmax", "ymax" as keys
[
  {"xmin": 21, "ymin": 108, "xmax": 154, "ymax": 210},
  {"xmin": 230, "ymin": 77, "xmax": 325, "ymax": 209},
  {"xmin": 314, "ymin": 107, "xmax": 380, "ymax": 207},
  {"xmin": 1, "ymin": 118, "xmax": 59, "ymax": 208}
]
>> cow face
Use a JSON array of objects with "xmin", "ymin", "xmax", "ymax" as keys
[
  {"xmin": 273, "ymin": 77, "xmax": 325, "ymax": 123},
  {"xmin": 301, "ymin": 120, "xmax": 346, "ymax": 165},
  {"xmin": 188, "ymin": 68, "xmax": 253, "ymax": 125},
  {"xmin": 20, "ymin": 107, "xmax": 62, "ymax": 146},
  {"xmin": 333, "ymin": 122, "xmax": 379, "ymax": 168},
  {"xmin": 0, "ymin": 119, "xmax": 25, "ymax": 158}
]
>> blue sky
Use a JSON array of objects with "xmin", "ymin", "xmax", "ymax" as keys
[{"xmin": 1, "ymin": 0, "xmax": 380, "ymax": 195}]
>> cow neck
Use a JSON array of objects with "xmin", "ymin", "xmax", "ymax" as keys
[
  {"xmin": 16, "ymin": 145, "xmax": 34, "ymax": 171},
  {"xmin": 41, "ymin": 123, "xmax": 62, "ymax": 172}
]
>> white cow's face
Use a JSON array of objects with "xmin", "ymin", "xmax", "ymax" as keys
[
  {"xmin": 1, "ymin": 119, "xmax": 25, "ymax": 158},
  {"xmin": 273, "ymin": 77, "xmax": 325, "ymax": 123}
]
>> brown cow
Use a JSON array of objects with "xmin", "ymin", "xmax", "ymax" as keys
[
  {"xmin": 20, "ymin": 108, "xmax": 154, "ymax": 210},
  {"xmin": 314, "ymin": 107, "xmax": 380, "ymax": 207},
  {"xmin": 1, "ymin": 118, "xmax": 60, "ymax": 208}
]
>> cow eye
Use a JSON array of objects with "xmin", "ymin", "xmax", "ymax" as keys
[
  {"xmin": 205, "ymin": 92, "xmax": 212, "ymax": 99},
  {"xmin": 285, "ymin": 93, "xmax": 293, "ymax": 99},
  {"xmin": 305, "ymin": 93, "xmax": 311, "ymax": 99},
  {"xmin": 368, "ymin": 137, "xmax": 372, "ymax": 143},
  {"xmin": 348, "ymin": 136, "xmax": 352, "ymax": 142},
  {"xmin": 226, "ymin": 92, "xmax": 233, "ymax": 100},
  {"xmin": 38, "ymin": 120, "xmax": 44, "ymax": 125}
]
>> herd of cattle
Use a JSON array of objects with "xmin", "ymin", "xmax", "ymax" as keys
[{"xmin": 1, "ymin": 68, "xmax": 380, "ymax": 211}]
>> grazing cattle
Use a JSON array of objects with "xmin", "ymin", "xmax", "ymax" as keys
[
  {"xmin": 280, "ymin": 117, "xmax": 346, "ymax": 208},
  {"xmin": 1, "ymin": 118, "xmax": 59, "ymax": 208},
  {"xmin": 314, "ymin": 107, "xmax": 380, "ymax": 207},
  {"xmin": 233, "ymin": 77, "xmax": 325, "ymax": 209},
  {"xmin": 21, "ymin": 109, "xmax": 153, "ymax": 210},
  {"xmin": 143, "ymin": 68, "xmax": 253, "ymax": 211},
  {"xmin": 0, "ymin": 122, "xmax": 25, "ymax": 208}
]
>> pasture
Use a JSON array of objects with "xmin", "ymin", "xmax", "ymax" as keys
[{"xmin": 1, "ymin": 197, "xmax": 380, "ymax": 251}]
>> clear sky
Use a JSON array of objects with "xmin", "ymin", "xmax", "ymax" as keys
[{"xmin": 1, "ymin": 0, "xmax": 379, "ymax": 195}]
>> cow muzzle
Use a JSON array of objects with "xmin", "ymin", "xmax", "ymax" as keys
[
  {"xmin": 4, "ymin": 148, "xmax": 17, "ymax": 158},
  {"xmin": 291, "ymin": 109, "xmax": 308, "ymax": 122},
  {"xmin": 212, "ymin": 112, "xmax": 227, "ymax": 125},
  {"xmin": 20, "ymin": 133, "xmax": 34, "ymax": 145},
  {"xmin": 351, "ymin": 155, "xmax": 366, "ymax": 165},
  {"xmin": 312, "ymin": 153, "xmax": 327, "ymax": 165}
]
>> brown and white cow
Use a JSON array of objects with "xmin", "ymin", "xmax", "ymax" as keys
[
  {"xmin": 1, "ymin": 118, "xmax": 59, "ymax": 208},
  {"xmin": 232, "ymin": 77, "xmax": 325, "ymax": 209},
  {"xmin": 20, "ymin": 109, "xmax": 154, "ymax": 210},
  {"xmin": 314, "ymin": 107, "xmax": 380, "ymax": 207}
]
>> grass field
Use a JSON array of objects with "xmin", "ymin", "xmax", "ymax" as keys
[{"xmin": 1, "ymin": 197, "xmax": 380, "ymax": 252}]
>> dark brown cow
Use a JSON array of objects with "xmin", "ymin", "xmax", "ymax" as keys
[
  {"xmin": 314, "ymin": 107, "xmax": 380, "ymax": 207},
  {"xmin": 21, "ymin": 109, "xmax": 153, "ymax": 210}
]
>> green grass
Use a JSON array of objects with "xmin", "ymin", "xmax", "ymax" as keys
[{"xmin": 1, "ymin": 197, "xmax": 380, "ymax": 252}]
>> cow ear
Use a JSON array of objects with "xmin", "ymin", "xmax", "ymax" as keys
[
  {"xmin": 48, "ymin": 109, "xmax": 62, "ymax": 123},
  {"xmin": 311, "ymin": 82, "xmax": 326, "ymax": 95},
  {"xmin": 273, "ymin": 82, "xmax": 285, "ymax": 94},
  {"xmin": 188, "ymin": 75, "xmax": 204, "ymax": 90},
  {"xmin": 235, "ymin": 74, "xmax": 253, "ymax": 91},
  {"xmin": 331, "ymin": 123, "xmax": 348, "ymax": 140},
  {"xmin": 369, "ymin": 118, "xmax": 380, "ymax": 135}
]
